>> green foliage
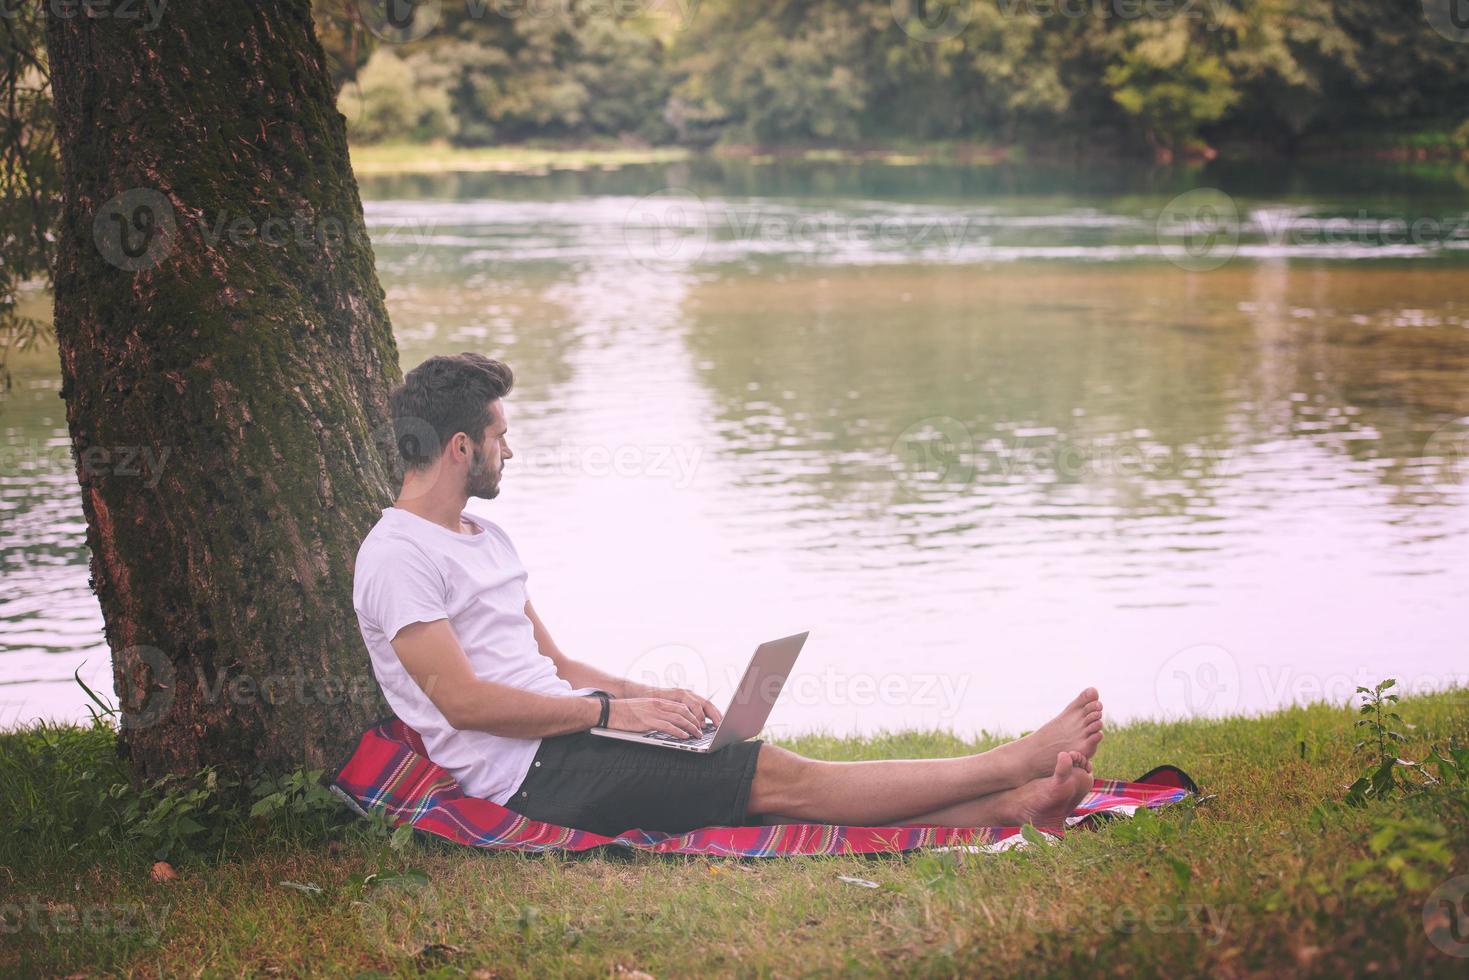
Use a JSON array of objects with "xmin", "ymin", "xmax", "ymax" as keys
[
  {"xmin": 1347, "ymin": 815, "xmax": 1454, "ymax": 896},
  {"xmin": 339, "ymin": 49, "xmax": 455, "ymax": 144},
  {"xmin": 1343, "ymin": 678, "xmax": 1434, "ymax": 807},
  {"xmin": 1101, "ymin": 19, "xmax": 1239, "ymax": 152},
  {"xmin": 0, "ymin": 674, "xmax": 408, "ymax": 869},
  {"xmin": 1108, "ymin": 798, "xmax": 1198, "ymax": 889},
  {"xmin": 0, "ymin": 4, "xmax": 57, "ymax": 392},
  {"xmin": 303, "ymin": 0, "xmax": 1469, "ymax": 156}
]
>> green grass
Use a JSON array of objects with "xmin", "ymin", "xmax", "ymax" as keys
[{"xmin": 3, "ymin": 690, "xmax": 1469, "ymax": 977}]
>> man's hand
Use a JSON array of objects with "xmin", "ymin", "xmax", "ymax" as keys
[
  {"xmin": 644, "ymin": 687, "xmax": 722, "ymax": 728},
  {"xmin": 606, "ymin": 696, "xmax": 714, "ymax": 737}
]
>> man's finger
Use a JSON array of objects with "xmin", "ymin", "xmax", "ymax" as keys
[
  {"xmin": 701, "ymin": 696, "xmax": 723, "ymax": 725},
  {"xmin": 659, "ymin": 703, "xmax": 701, "ymax": 734}
]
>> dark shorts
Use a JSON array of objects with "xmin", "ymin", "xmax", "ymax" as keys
[{"xmin": 502, "ymin": 731, "xmax": 764, "ymax": 837}]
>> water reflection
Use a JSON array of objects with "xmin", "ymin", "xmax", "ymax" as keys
[{"xmin": 3, "ymin": 160, "xmax": 1467, "ymax": 735}]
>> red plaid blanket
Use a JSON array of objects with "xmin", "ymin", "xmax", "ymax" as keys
[{"xmin": 330, "ymin": 718, "xmax": 1197, "ymax": 857}]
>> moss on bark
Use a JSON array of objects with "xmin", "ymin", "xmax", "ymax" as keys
[{"xmin": 43, "ymin": 2, "xmax": 402, "ymax": 781}]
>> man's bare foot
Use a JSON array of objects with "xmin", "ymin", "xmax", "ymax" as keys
[
  {"xmin": 997, "ymin": 688, "xmax": 1104, "ymax": 783},
  {"xmin": 1012, "ymin": 751, "xmax": 1094, "ymax": 831}
]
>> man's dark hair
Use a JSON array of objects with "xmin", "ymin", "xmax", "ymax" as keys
[{"xmin": 387, "ymin": 353, "xmax": 514, "ymax": 470}]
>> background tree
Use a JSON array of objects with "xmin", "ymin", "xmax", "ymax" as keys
[
  {"xmin": 43, "ymin": 1, "xmax": 400, "ymax": 782},
  {"xmin": 0, "ymin": 4, "xmax": 57, "ymax": 391}
]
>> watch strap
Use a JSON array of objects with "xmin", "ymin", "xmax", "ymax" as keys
[{"xmin": 587, "ymin": 690, "xmax": 612, "ymax": 728}]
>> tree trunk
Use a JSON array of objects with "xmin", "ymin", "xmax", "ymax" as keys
[{"xmin": 43, "ymin": 3, "xmax": 401, "ymax": 782}]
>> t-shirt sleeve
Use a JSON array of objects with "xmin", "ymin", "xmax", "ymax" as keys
[{"xmin": 353, "ymin": 538, "xmax": 450, "ymax": 642}]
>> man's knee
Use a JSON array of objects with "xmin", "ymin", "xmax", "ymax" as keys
[{"xmin": 748, "ymin": 744, "xmax": 813, "ymax": 816}]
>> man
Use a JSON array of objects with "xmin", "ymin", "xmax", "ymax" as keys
[{"xmin": 353, "ymin": 353, "xmax": 1105, "ymax": 837}]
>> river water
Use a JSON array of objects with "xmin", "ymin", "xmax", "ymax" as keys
[{"xmin": 3, "ymin": 158, "xmax": 1467, "ymax": 738}]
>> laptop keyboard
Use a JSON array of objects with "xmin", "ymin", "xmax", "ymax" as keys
[{"xmin": 645, "ymin": 722, "xmax": 716, "ymax": 744}]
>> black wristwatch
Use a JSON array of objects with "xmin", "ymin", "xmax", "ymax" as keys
[{"xmin": 586, "ymin": 690, "xmax": 612, "ymax": 729}]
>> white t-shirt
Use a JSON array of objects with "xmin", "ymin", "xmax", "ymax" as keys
[{"xmin": 352, "ymin": 506, "xmax": 595, "ymax": 804}]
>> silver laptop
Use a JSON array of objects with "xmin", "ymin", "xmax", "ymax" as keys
[{"xmin": 590, "ymin": 630, "xmax": 809, "ymax": 753}]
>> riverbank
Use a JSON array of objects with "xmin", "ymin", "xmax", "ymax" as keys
[
  {"xmin": 346, "ymin": 134, "xmax": 1469, "ymax": 176},
  {"xmin": 347, "ymin": 143, "xmax": 694, "ymax": 176},
  {"xmin": 4, "ymin": 689, "xmax": 1467, "ymax": 976}
]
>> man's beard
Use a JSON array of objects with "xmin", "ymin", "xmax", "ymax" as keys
[{"xmin": 466, "ymin": 444, "xmax": 500, "ymax": 498}]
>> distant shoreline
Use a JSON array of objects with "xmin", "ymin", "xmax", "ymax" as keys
[{"xmin": 348, "ymin": 138, "xmax": 1469, "ymax": 176}]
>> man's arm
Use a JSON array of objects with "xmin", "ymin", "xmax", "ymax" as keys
[
  {"xmin": 525, "ymin": 599, "xmax": 722, "ymax": 726},
  {"xmin": 392, "ymin": 619, "xmax": 599, "ymax": 737},
  {"xmin": 391, "ymin": 618, "xmax": 707, "ymax": 738},
  {"xmin": 524, "ymin": 599, "xmax": 644, "ymax": 698}
]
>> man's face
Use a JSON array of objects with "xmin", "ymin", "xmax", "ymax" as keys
[{"xmin": 466, "ymin": 399, "xmax": 512, "ymax": 499}]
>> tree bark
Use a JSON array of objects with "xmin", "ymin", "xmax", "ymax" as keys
[{"xmin": 43, "ymin": 2, "xmax": 400, "ymax": 781}]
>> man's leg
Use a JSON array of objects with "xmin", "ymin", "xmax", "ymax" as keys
[
  {"xmin": 755, "ymin": 751, "xmax": 1095, "ymax": 831},
  {"xmin": 745, "ymin": 688, "xmax": 1104, "ymax": 827}
]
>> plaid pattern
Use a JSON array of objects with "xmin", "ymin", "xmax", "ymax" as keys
[{"xmin": 330, "ymin": 718, "xmax": 1196, "ymax": 857}]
